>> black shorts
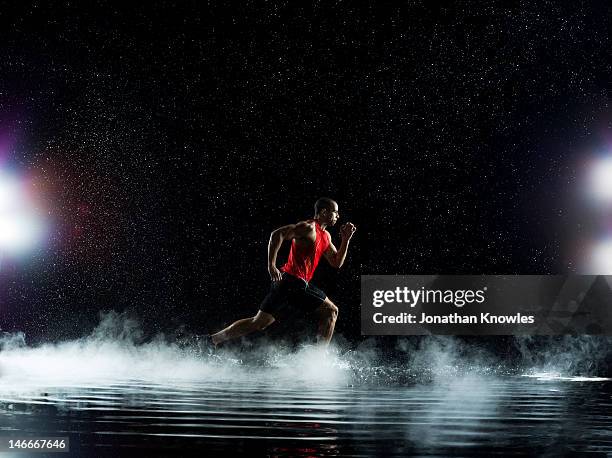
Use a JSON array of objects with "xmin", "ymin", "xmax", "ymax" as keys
[{"xmin": 259, "ymin": 272, "xmax": 327, "ymax": 318}]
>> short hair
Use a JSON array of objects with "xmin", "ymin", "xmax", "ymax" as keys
[{"xmin": 314, "ymin": 197, "xmax": 337, "ymax": 215}]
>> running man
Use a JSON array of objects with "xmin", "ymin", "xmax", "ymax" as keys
[{"xmin": 210, "ymin": 197, "xmax": 356, "ymax": 347}]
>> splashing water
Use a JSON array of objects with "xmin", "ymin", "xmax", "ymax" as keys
[
  {"xmin": 1, "ymin": 311, "xmax": 610, "ymax": 393},
  {"xmin": 1, "ymin": 312, "xmax": 612, "ymax": 456}
]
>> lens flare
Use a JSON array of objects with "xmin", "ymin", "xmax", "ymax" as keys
[
  {"xmin": 0, "ymin": 170, "xmax": 47, "ymax": 258},
  {"xmin": 0, "ymin": 172, "xmax": 19, "ymax": 210},
  {"xmin": 582, "ymin": 236, "xmax": 612, "ymax": 274},
  {"xmin": 585, "ymin": 156, "xmax": 612, "ymax": 204}
]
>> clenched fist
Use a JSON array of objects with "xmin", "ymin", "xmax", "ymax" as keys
[
  {"xmin": 268, "ymin": 264, "xmax": 283, "ymax": 282},
  {"xmin": 340, "ymin": 222, "xmax": 357, "ymax": 241}
]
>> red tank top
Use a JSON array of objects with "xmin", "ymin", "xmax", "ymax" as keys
[{"xmin": 281, "ymin": 220, "xmax": 331, "ymax": 282}]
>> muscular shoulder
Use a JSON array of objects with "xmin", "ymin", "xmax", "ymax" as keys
[
  {"xmin": 296, "ymin": 220, "xmax": 316, "ymax": 229},
  {"xmin": 324, "ymin": 229, "xmax": 332, "ymax": 243},
  {"xmin": 292, "ymin": 220, "xmax": 316, "ymax": 237}
]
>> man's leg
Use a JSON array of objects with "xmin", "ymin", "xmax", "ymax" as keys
[
  {"xmin": 211, "ymin": 311, "xmax": 275, "ymax": 346},
  {"xmin": 316, "ymin": 298, "xmax": 339, "ymax": 345}
]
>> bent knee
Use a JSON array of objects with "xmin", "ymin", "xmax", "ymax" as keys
[
  {"xmin": 252, "ymin": 313, "xmax": 274, "ymax": 331},
  {"xmin": 320, "ymin": 300, "xmax": 339, "ymax": 319}
]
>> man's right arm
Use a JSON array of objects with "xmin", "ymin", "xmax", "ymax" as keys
[{"xmin": 268, "ymin": 221, "xmax": 311, "ymax": 281}]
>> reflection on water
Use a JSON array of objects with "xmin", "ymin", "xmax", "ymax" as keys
[
  {"xmin": 1, "ymin": 322, "xmax": 611, "ymax": 456},
  {"xmin": 1, "ymin": 371, "xmax": 611, "ymax": 457}
]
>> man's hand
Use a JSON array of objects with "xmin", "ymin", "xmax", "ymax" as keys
[
  {"xmin": 340, "ymin": 222, "xmax": 357, "ymax": 241},
  {"xmin": 268, "ymin": 264, "xmax": 283, "ymax": 282}
]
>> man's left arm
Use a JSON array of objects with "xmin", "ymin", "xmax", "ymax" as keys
[{"xmin": 324, "ymin": 222, "xmax": 357, "ymax": 269}]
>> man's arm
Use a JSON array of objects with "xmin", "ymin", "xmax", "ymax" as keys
[
  {"xmin": 268, "ymin": 221, "xmax": 313, "ymax": 281},
  {"xmin": 323, "ymin": 222, "xmax": 357, "ymax": 269}
]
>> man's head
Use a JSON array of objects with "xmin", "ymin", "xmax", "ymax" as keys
[{"xmin": 314, "ymin": 197, "xmax": 339, "ymax": 226}]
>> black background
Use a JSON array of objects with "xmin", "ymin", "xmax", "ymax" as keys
[{"xmin": 1, "ymin": 1, "xmax": 611, "ymax": 346}]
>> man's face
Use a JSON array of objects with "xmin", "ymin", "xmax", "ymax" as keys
[{"xmin": 323, "ymin": 203, "xmax": 340, "ymax": 226}]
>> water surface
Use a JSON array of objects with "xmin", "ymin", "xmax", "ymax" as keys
[{"xmin": 1, "ymin": 366, "xmax": 611, "ymax": 457}]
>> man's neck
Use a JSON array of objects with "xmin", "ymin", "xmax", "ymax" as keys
[{"xmin": 313, "ymin": 216, "xmax": 327, "ymax": 230}]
